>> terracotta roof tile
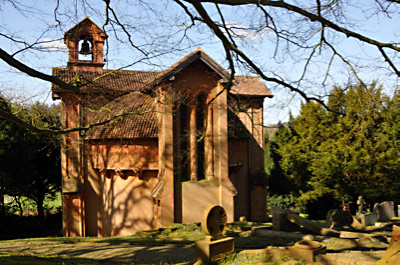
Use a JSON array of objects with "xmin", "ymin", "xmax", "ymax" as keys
[
  {"xmin": 54, "ymin": 50, "xmax": 273, "ymax": 139},
  {"xmin": 64, "ymin": 17, "xmax": 107, "ymax": 38},
  {"xmin": 231, "ymin": 76, "xmax": 273, "ymax": 97},
  {"xmin": 142, "ymin": 48, "xmax": 230, "ymax": 90},
  {"xmin": 53, "ymin": 67, "xmax": 272, "ymax": 97},
  {"xmin": 52, "ymin": 68, "xmax": 160, "ymax": 95},
  {"xmin": 87, "ymin": 92, "xmax": 158, "ymax": 139}
]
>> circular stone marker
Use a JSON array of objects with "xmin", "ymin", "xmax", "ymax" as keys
[
  {"xmin": 294, "ymin": 240, "xmax": 323, "ymax": 250},
  {"xmin": 201, "ymin": 205, "xmax": 227, "ymax": 238}
]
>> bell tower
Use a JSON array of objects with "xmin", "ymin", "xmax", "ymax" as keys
[{"xmin": 64, "ymin": 17, "xmax": 108, "ymax": 71}]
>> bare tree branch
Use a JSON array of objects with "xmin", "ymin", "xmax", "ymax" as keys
[
  {"xmin": 183, "ymin": 0, "xmax": 331, "ymax": 108},
  {"xmin": 0, "ymin": 104, "xmax": 158, "ymax": 135},
  {"xmin": 186, "ymin": 0, "xmax": 400, "ymax": 77},
  {"xmin": 0, "ymin": 48, "xmax": 80, "ymax": 93}
]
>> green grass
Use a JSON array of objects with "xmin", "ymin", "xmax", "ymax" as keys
[
  {"xmin": 217, "ymin": 252, "xmax": 296, "ymax": 265},
  {"xmin": 0, "ymin": 223, "xmax": 207, "ymax": 246},
  {"xmin": 3, "ymin": 220, "xmax": 384, "ymax": 264}
]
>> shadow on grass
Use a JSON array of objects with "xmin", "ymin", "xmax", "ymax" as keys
[
  {"xmin": 0, "ymin": 242, "xmax": 195, "ymax": 264},
  {"xmin": 0, "ymin": 254, "xmax": 126, "ymax": 265},
  {"xmin": 234, "ymin": 236, "xmax": 296, "ymax": 251}
]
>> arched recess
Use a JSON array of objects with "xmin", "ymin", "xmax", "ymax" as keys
[{"xmin": 196, "ymin": 93, "xmax": 207, "ymax": 181}]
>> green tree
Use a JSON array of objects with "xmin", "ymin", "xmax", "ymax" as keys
[
  {"xmin": 307, "ymin": 84, "xmax": 400, "ymax": 204},
  {"xmin": 265, "ymin": 122, "xmax": 298, "ymax": 195},
  {"xmin": 0, "ymin": 99, "xmax": 61, "ymax": 218},
  {"xmin": 269, "ymin": 83, "xmax": 400, "ymax": 215}
]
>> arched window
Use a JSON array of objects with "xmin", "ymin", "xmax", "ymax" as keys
[
  {"xmin": 196, "ymin": 94, "xmax": 206, "ymax": 180},
  {"xmin": 78, "ymin": 39, "xmax": 93, "ymax": 61},
  {"xmin": 173, "ymin": 99, "xmax": 189, "ymax": 182}
]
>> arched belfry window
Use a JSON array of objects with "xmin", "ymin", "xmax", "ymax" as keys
[
  {"xmin": 78, "ymin": 39, "xmax": 93, "ymax": 61},
  {"xmin": 196, "ymin": 94, "xmax": 206, "ymax": 180}
]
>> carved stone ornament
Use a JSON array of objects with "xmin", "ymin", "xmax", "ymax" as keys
[{"xmin": 201, "ymin": 204, "xmax": 227, "ymax": 239}]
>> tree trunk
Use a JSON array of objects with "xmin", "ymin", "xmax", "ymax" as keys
[
  {"xmin": 14, "ymin": 196, "xmax": 23, "ymax": 217},
  {"xmin": 0, "ymin": 192, "xmax": 5, "ymax": 217},
  {"xmin": 36, "ymin": 196, "xmax": 45, "ymax": 219}
]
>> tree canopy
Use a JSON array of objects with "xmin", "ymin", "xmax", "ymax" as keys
[
  {"xmin": 0, "ymin": 100, "xmax": 61, "ymax": 217},
  {"xmin": 266, "ymin": 83, "xmax": 400, "ymax": 216}
]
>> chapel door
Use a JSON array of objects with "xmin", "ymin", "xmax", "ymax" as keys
[{"xmin": 228, "ymin": 139, "xmax": 250, "ymax": 220}]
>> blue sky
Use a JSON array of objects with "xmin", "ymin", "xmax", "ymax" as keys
[{"xmin": 0, "ymin": 0, "xmax": 398, "ymax": 125}]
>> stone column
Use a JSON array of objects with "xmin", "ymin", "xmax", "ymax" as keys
[
  {"xmin": 189, "ymin": 104, "xmax": 198, "ymax": 181},
  {"xmin": 158, "ymin": 91, "xmax": 175, "ymax": 227},
  {"xmin": 205, "ymin": 103, "xmax": 214, "ymax": 180},
  {"xmin": 62, "ymin": 95, "xmax": 85, "ymax": 237}
]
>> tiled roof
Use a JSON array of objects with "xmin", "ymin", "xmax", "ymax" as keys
[
  {"xmin": 142, "ymin": 48, "xmax": 230, "ymax": 90},
  {"xmin": 87, "ymin": 92, "xmax": 158, "ymax": 139},
  {"xmin": 231, "ymin": 76, "xmax": 273, "ymax": 97},
  {"xmin": 54, "ymin": 49, "xmax": 273, "ymax": 140},
  {"xmin": 52, "ymin": 68, "xmax": 160, "ymax": 95},
  {"xmin": 52, "ymin": 68, "xmax": 272, "ymax": 97},
  {"xmin": 64, "ymin": 17, "xmax": 107, "ymax": 38},
  {"xmin": 52, "ymin": 48, "xmax": 273, "ymax": 98}
]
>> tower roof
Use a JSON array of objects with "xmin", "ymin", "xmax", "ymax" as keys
[{"xmin": 64, "ymin": 16, "xmax": 107, "ymax": 41}]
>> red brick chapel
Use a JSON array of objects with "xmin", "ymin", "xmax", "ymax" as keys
[{"xmin": 52, "ymin": 17, "xmax": 273, "ymax": 237}]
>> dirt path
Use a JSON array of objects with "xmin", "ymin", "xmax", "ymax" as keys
[{"xmin": 0, "ymin": 240, "xmax": 195, "ymax": 264}]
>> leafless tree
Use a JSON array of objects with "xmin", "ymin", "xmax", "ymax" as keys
[{"xmin": 0, "ymin": 0, "xmax": 399, "ymax": 133}]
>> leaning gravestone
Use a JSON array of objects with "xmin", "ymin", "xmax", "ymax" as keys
[
  {"xmin": 376, "ymin": 225, "xmax": 400, "ymax": 264},
  {"xmin": 374, "ymin": 201, "xmax": 395, "ymax": 222},
  {"xmin": 194, "ymin": 205, "xmax": 234, "ymax": 264},
  {"xmin": 272, "ymin": 207, "xmax": 299, "ymax": 231}
]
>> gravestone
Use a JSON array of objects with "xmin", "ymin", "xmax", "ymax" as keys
[
  {"xmin": 271, "ymin": 207, "xmax": 299, "ymax": 231},
  {"xmin": 357, "ymin": 213, "xmax": 377, "ymax": 226},
  {"xmin": 374, "ymin": 201, "xmax": 395, "ymax": 222},
  {"xmin": 288, "ymin": 240, "xmax": 326, "ymax": 263},
  {"xmin": 355, "ymin": 196, "xmax": 377, "ymax": 226},
  {"xmin": 194, "ymin": 205, "xmax": 234, "ymax": 264},
  {"xmin": 286, "ymin": 213, "xmax": 339, "ymax": 236},
  {"xmin": 376, "ymin": 225, "xmax": 400, "ymax": 264}
]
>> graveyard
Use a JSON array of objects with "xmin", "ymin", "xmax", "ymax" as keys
[
  {"xmin": 0, "ymin": 3, "xmax": 399, "ymax": 264},
  {"xmin": 1, "ymin": 202, "xmax": 400, "ymax": 264}
]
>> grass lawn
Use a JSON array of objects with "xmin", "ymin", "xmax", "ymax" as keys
[
  {"xmin": 0, "ymin": 222, "xmax": 292, "ymax": 264},
  {"xmin": 0, "ymin": 221, "xmax": 389, "ymax": 264}
]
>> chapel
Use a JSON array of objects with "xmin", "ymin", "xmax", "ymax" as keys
[{"xmin": 52, "ymin": 17, "xmax": 273, "ymax": 237}]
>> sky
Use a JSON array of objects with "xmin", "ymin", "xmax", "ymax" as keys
[{"xmin": 0, "ymin": 0, "xmax": 399, "ymax": 125}]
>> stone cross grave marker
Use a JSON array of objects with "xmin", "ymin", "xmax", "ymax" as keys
[{"xmin": 195, "ymin": 205, "xmax": 234, "ymax": 264}]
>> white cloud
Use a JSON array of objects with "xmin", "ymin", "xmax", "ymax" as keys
[
  {"xmin": 224, "ymin": 22, "xmax": 270, "ymax": 41},
  {"xmin": 40, "ymin": 38, "xmax": 67, "ymax": 51}
]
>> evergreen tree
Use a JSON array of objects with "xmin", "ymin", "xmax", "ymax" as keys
[
  {"xmin": 0, "ymin": 99, "xmax": 61, "ymax": 218},
  {"xmin": 267, "ymin": 83, "xmax": 400, "ymax": 215}
]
